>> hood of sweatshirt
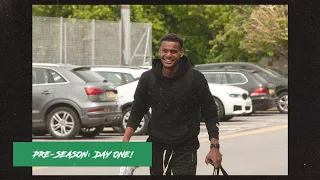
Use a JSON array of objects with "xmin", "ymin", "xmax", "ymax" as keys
[{"xmin": 151, "ymin": 55, "xmax": 192, "ymax": 80}]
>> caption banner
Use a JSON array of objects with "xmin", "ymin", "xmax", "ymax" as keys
[{"xmin": 13, "ymin": 142, "xmax": 152, "ymax": 166}]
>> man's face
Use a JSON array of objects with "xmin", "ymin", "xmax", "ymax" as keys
[{"xmin": 158, "ymin": 41, "xmax": 184, "ymax": 69}]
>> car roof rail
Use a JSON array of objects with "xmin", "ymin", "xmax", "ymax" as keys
[
  {"xmin": 200, "ymin": 68, "xmax": 256, "ymax": 73},
  {"xmin": 89, "ymin": 65, "xmax": 144, "ymax": 69},
  {"xmin": 195, "ymin": 62, "xmax": 260, "ymax": 66},
  {"xmin": 32, "ymin": 63, "xmax": 61, "ymax": 66},
  {"xmin": 32, "ymin": 63, "xmax": 75, "ymax": 66}
]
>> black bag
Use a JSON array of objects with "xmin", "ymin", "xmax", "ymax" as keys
[{"xmin": 213, "ymin": 166, "xmax": 228, "ymax": 176}]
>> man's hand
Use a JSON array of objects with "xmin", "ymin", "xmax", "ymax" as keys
[
  {"xmin": 122, "ymin": 127, "xmax": 135, "ymax": 142},
  {"xmin": 205, "ymin": 148, "xmax": 222, "ymax": 168}
]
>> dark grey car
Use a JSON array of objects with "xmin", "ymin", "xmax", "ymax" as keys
[
  {"xmin": 32, "ymin": 63, "xmax": 122, "ymax": 139},
  {"xmin": 199, "ymin": 69, "xmax": 277, "ymax": 113}
]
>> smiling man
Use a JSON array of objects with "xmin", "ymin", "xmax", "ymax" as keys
[{"xmin": 122, "ymin": 33, "xmax": 222, "ymax": 175}]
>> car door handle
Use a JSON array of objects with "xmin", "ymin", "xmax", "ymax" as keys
[{"xmin": 41, "ymin": 90, "xmax": 51, "ymax": 95}]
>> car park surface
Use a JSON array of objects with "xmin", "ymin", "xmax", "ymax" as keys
[{"xmin": 32, "ymin": 111, "xmax": 288, "ymax": 175}]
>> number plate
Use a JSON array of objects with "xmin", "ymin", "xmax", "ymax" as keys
[
  {"xmin": 106, "ymin": 91, "xmax": 116, "ymax": 98},
  {"xmin": 268, "ymin": 89, "xmax": 275, "ymax": 95}
]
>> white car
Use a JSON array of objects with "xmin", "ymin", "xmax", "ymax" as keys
[
  {"xmin": 90, "ymin": 66, "xmax": 150, "ymax": 135},
  {"xmin": 90, "ymin": 66, "xmax": 149, "ymax": 87},
  {"xmin": 115, "ymin": 80, "xmax": 252, "ymax": 136},
  {"xmin": 116, "ymin": 80, "xmax": 151, "ymax": 135},
  {"xmin": 207, "ymin": 83, "xmax": 252, "ymax": 121}
]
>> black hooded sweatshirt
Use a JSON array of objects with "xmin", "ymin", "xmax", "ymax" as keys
[{"xmin": 126, "ymin": 56, "xmax": 219, "ymax": 151}]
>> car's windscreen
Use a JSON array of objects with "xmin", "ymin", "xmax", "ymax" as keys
[{"xmin": 72, "ymin": 68, "xmax": 106, "ymax": 82}]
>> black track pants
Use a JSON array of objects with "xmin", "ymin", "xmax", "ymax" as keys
[{"xmin": 149, "ymin": 145, "xmax": 197, "ymax": 175}]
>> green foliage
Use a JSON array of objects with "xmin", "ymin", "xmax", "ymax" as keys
[
  {"xmin": 206, "ymin": 5, "xmax": 260, "ymax": 63},
  {"xmin": 131, "ymin": 5, "xmax": 214, "ymax": 66},
  {"xmin": 32, "ymin": 5, "xmax": 120, "ymax": 21},
  {"xmin": 240, "ymin": 5, "xmax": 288, "ymax": 60}
]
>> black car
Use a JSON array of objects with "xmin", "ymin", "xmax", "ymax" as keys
[
  {"xmin": 200, "ymin": 69, "xmax": 277, "ymax": 113},
  {"xmin": 194, "ymin": 62, "xmax": 288, "ymax": 113}
]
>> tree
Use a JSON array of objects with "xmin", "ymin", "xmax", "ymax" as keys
[
  {"xmin": 32, "ymin": 5, "xmax": 120, "ymax": 21},
  {"xmin": 240, "ymin": 5, "xmax": 288, "ymax": 61},
  {"xmin": 33, "ymin": 5, "xmax": 272, "ymax": 65},
  {"xmin": 206, "ymin": 5, "xmax": 259, "ymax": 63},
  {"xmin": 131, "ymin": 5, "xmax": 214, "ymax": 66}
]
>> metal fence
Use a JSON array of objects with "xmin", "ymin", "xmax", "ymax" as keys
[{"xmin": 32, "ymin": 16, "xmax": 152, "ymax": 66}]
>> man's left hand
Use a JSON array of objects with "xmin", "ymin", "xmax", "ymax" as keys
[{"xmin": 205, "ymin": 148, "xmax": 222, "ymax": 168}]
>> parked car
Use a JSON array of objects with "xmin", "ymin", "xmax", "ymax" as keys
[
  {"xmin": 199, "ymin": 69, "xmax": 277, "ymax": 113},
  {"xmin": 116, "ymin": 80, "xmax": 252, "ymax": 128},
  {"xmin": 32, "ymin": 63, "xmax": 122, "ymax": 139},
  {"xmin": 194, "ymin": 62, "xmax": 288, "ymax": 113},
  {"xmin": 112, "ymin": 80, "xmax": 151, "ymax": 135},
  {"xmin": 90, "ymin": 66, "xmax": 149, "ymax": 87},
  {"xmin": 206, "ymin": 83, "xmax": 252, "ymax": 121},
  {"xmin": 90, "ymin": 66, "xmax": 150, "ymax": 134}
]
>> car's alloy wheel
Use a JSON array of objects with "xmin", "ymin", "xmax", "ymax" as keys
[
  {"xmin": 121, "ymin": 107, "xmax": 149, "ymax": 135},
  {"xmin": 79, "ymin": 124, "xmax": 105, "ymax": 138},
  {"xmin": 46, "ymin": 107, "xmax": 80, "ymax": 139},
  {"xmin": 277, "ymin": 92, "xmax": 288, "ymax": 113}
]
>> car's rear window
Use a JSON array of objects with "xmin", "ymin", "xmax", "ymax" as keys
[
  {"xmin": 72, "ymin": 68, "xmax": 106, "ymax": 82},
  {"xmin": 253, "ymin": 72, "xmax": 269, "ymax": 84}
]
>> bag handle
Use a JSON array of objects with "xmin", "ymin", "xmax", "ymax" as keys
[
  {"xmin": 208, "ymin": 158, "xmax": 228, "ymax": 176},
  {"xmin": 213, "ymin": 166, "xmax": 228, "ymax": 176}
]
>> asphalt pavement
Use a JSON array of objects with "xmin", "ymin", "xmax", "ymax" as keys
[{"xmin": 32, "ymin": 111, "xmax": 288, "ymax": 175}]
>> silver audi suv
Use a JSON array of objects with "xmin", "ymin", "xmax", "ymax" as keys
[{"xmin": 32, "ymin": 63, "xmax": 122, "ymax": 139}]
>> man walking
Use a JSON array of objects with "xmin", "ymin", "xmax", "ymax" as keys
[{"xmin": 122, "ymin": 33, "xmax": 222, "ymax": 175}]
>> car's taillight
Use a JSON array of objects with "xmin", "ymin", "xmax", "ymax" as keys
[
  {"xmin": 251, "ymin": 87, "xmax": 267, "ymax": 96},
  {"xmin": 85, "ymin": 88, "xmax": 105, "ymax": 95}
]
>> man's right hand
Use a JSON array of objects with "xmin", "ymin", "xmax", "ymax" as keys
[
  {"xmin": 122, "ymin": 126, "xmax": 135, "ymax": 142},
  {"xmin": 122, "ymin": 137, "xmax": 129, "ymax": 142}
]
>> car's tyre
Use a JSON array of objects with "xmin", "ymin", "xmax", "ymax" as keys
[
  {"xmin": 33, "ymin": 130, "xmax": 47, "ymax": 136},
  {"xmin": 112, "ymin": 126, "xmax": 124, "ymax": 133},
  {"xmin": 277, "ymin": 92, "xmax": 288, "ymax": 114},
  {"xmin": 120, "ymin": 107, "xmax": 149, "ymax": 135},
  {"xmin": 244, "ymin": 112, "xmax": 253, "ymax": 116},
  {"xmin": 46, "ymin": 107, "xmax": 81, "ymax": 139},
  {"xmin": 79, "ymin": 124, "xmax": 105, "ymax": 138},
  {"xmin": 220, "ymin": 116, "xmax": 234, "ymax": 122},
  {"xmin": 213, "ymin": 97, "xmax": 224, "ymax": 120}
]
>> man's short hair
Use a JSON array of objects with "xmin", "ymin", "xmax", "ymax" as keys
[{"xmin": 160, "ymin": 33, "xmax": 184, "ymax": 49}]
